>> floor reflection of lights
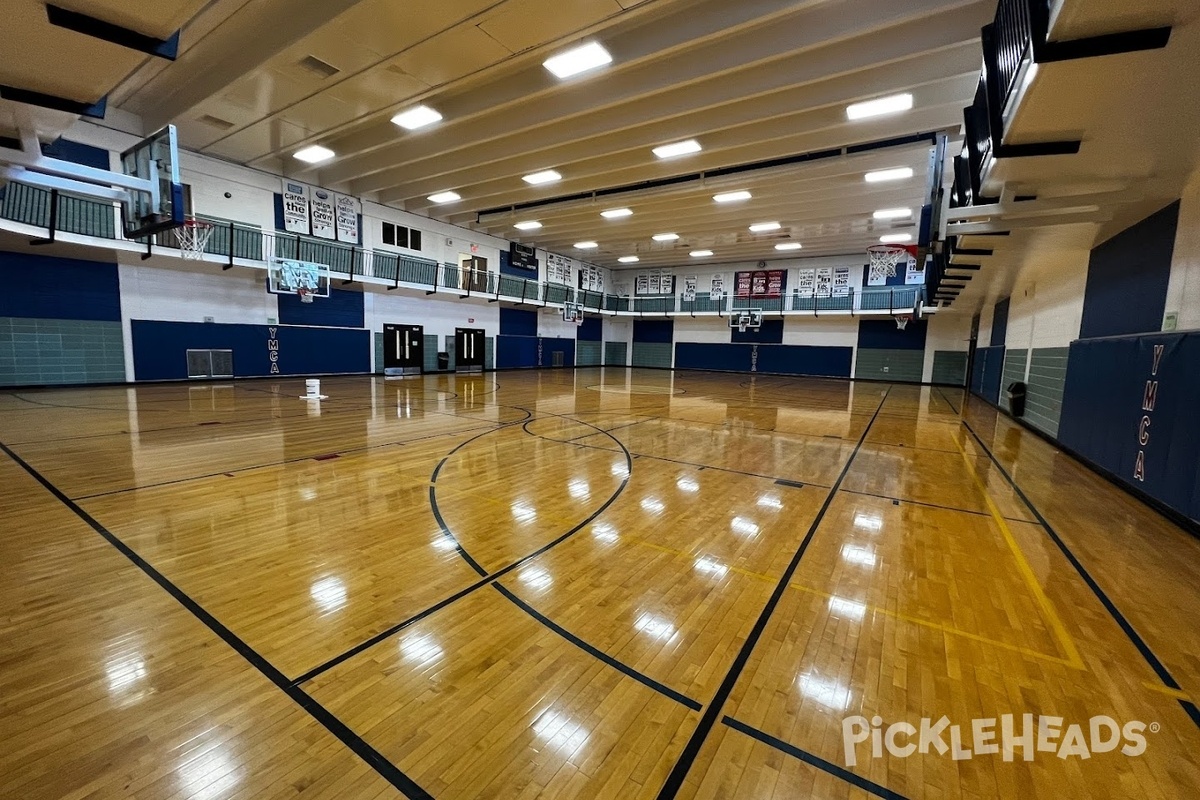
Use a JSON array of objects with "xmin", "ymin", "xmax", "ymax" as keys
[{"xmin": 532, "ymin": 708, "xmax": 591, "ymax": 755}]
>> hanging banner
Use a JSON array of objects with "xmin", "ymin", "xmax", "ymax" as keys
[
  {"xmin": 797, "ymin": 268, "xmax": 816, "ymax": 296},
  {"xmin": 735, "ymin": 269, "xmax": 787, "ymax": 298},
  {"xmin": 816, "ymin": 267, "xmax": 833, "ymax": 296},
  {"xmin": 833, "ymin": 266, "xmax": 851, "ymax": 297},
  {"xmin": 905, "ymin": 254, "xmax": 926, "ymax": 285},
  {"xmin": 683, "ymin": 276, "xmax": 697, "ymax": 302},
  {"xmin": 735, "ymin": 272, "xmax": 753, "ymax": 297},
  {"xmin": 335, "ymin": 194, "xmax": 361, "ymax": 244},
  {"xmin": 636, "ymin": 274, "xmax": 650, "ymax": 294},
  {"xmin": 281, "ymin": 180, "xmax": 311, "ymax": 235},
  {"xmin": 711, "ymin": 275, "xmax": 725, "ymax": 300},
  {"xmin": 310, "ymin": 188, "xmax": 337, "ymax": 240},
  {"xmin": 648, "ymin": 273, "xmax": 661, "ymax": 294}
]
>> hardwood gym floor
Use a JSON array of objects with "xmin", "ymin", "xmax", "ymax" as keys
[{"xmin": 2, "ymin": 369, "xmax": 1199, "ymax": 799}]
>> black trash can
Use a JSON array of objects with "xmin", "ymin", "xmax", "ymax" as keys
[
  {"xmin": 437, "ymin": 352, "xmax": 450, "ymax": 371},
  {"xmin": 1006, "ymin": 382, "xmax": 1027, "ymax": 417}
]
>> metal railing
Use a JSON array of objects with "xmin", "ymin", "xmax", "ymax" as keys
[{"xmin": 0, "ymin": 180, "xmax": 925, "ymax": 316}]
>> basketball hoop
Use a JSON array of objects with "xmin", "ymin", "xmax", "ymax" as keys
[
  {"xmin": 174, "ymin": 217, "xmax": 215, "ymax": 260},
  {"xmin": 297, "ymin": 287, "xmax": 313, "ymax": 304},
  {"xmin": 868, "ymin": 244, "xmax": 912, "ymax": 283},
  {"xmin": 895, "ymin": 314, "xmax": 912, "ymax": 331}
]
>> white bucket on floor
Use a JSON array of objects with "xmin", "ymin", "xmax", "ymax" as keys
[{"xmin": 300, "ymin": 378, "xmax": 328, "ymax": 400}]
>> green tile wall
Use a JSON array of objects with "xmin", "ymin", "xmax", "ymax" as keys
[
  {"xmin": 485, "ymin": 337, "xmax": 494, "ymax": 371},
  {"xmin": 854, "ymin": 349, "xmax": 924, "ymax": 383},
  {"xmin": 931, "ymin": 350, "xmax": 968, "ymax": 386},
  {"xmin": 604, "ymin": 341, "xmax": 628, "ymax": 366},
  {"xmin": 577, "ymin": 340, "xmax": 602, "ymax": 366},
  {"xmin": 631, "ymin": 342, "xmax": 671, "ymax": 369},
  {"xmin": 1000, "ymin": 349, "xmax": 1028, "ymax": 413},
  {"xmin": 374, "ymin": 332, "xmax": 384, "ymax": 373},
  {"xmin": 423, "ymin": 335, "xmax": 440, "ymax": 372},
  {"xmin": 1025, "ymin": 347, "xmax": 1069, "ymax": 438},
  {"xmin": 0, "ymin": 317, "xmax": 125, "ymax": 386}
]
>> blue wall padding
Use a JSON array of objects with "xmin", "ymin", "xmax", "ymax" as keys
[
  {"xmin": 1079, "ymin": 202, "xmax": 1179, "ymax": 339},
  {"xmin": 131, "ymin": 320, "xmax": 369, "ymax": 380},
  {"xmin": 578, "ymin": 315, "xmax": 602, "ymax": 341},
  {"xmin": 857, "ymin": 318, "xmax": 928, "ymax": 350},
  {"xmin": 1059, "ymin": 332, "xmax": 1200, "ymax": 523},
  {"xmin": 633, "ymin": 319, "xmax": 674, "ymax": 343},
  {"xmin": 731, "ymin": 318, "xmax": 784, "ymax": 344},
  {"xmin": 500, "ymin": 307, "xmax": 538, "ymax": 337},
  {"xmin": 990, "ymin": 297, "xmax": 1010, "ymax": 347},
  {"xmin": 674, "ymin": 342, "xmax": 852, "ymax": 377},
  {"xmin": 277, "ymin": 287, "xmax": 364, "ymax": 328},
  {"xmin": 0, "ymin": 251, "xmax": 121, "ymax": 321}
]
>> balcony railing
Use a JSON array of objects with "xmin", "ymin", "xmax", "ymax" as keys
[{"xmin": 0, "ymin": 180, "xmax": 925, "ymax": 317}]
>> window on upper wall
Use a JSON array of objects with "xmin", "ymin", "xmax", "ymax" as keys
[{"xmin": 381, "ymin": 222, "xmax": 422, "ymax": 251}]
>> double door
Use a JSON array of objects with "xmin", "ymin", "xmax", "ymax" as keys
[
  {"xmin": 455, "ymin": 327, "xmax": 486, "ymax": 372},
  {"xmin": 384, "ymin": 324, "xmax": 424, "ymax": 375}
]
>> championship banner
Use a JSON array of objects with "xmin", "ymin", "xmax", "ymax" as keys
[
  {"xmin": 833, "ymin": 266, "xmax": 851, "ymax": 297},
  {"xmin": 648, "ymin": 273, "xmax": 661, "ymax": 294},
  {"xmin": 335, "ymin": 194, "xmax": 361, "ymax": 244},
  {"xmin": 735, "ymin": 272, "xmax": 753, "ymax": 297},
  {"xmin": 282, "ymin": 180, "xmax": 310, "ymax": 235},
  {"xmin": 310, "ymin": 188, "xmax": 336, "ymax": 240}
]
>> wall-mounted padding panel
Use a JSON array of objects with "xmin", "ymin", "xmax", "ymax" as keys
[
  {"xmin": 854, "ymin": 349, "xmax": 924, "ymax": 383},
  {"xmin": 731, "ymin": 318, "xmax": 784, "ymax": 344},
  {"xmin": 990, "ymin": 297, "xmax": 1010, "ymax": 347},
  {"xmin": 1080, "ymin": 201, "xmax": 1179, "ymax": 340},
  {"xmin": 755, "ymin": 345, "xmax": 852, "ymax": 378},
  {"xmin": 972, "ymin": 346, "xmax": 1005, "ymax": 404},
  {"xmin": 999, "ymin": 348, "xmax": 1028, "ymax": 412},
  {"xmin": 675, "ymin": 343, "xmax": 752, "ymax": 372},
  {"xmin": 931, "ymin": 351, "xmax": 968, "ymax": 385},
  {"xmin": 500, "ymin": 307, "xmax": 538, "ymax": 337},
  {"xmin": 577, "ymin": 340, "xmax": 602, "ymax": 366},
  {"xmin": 497, "ymin": 335, "xmax": 538, "ymax": 369},
  {"xmin": 131, "ymin": 320, "xmax": 369, "ymax": 381},
  {"xmin": 278, "ymin": 287, "xmax": 364, "ymax": 328},
  {"xmin": 603, "ymin": 341, "xmax": 628, "ymax": 366},
  {"xmin": 631, "ymin": 341, "xmax": 672, "ymax": 368},
  {"xmin": 857, "ymin": 318, "xmax": 928, "ymax": 351},
  {"xmin": 633, "ymin": 319, "xmax": 673, "ymax": 343},
  {"xmin": 0, "ymin": 251, "xmax": 121, "ymax": 321},
  {"xmin": 1059, "ymin": 332, "xmax": 1200, "ymax": 523},
  {"xmin": 0, "ymin": 318, "xmax": 125, "ymax": 386},
  {"xmin": 1025, "ymin": 347, "xmax": 1068, "ymax": 437},
  {"xmin": 541, "ymin": 337, "xmax": 576, "ymax": 368},
  {"xmin": 578, "ymin": 315, "xmax": 602, "ymax": 342}
]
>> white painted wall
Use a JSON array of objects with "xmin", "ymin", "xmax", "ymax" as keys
[
  {"xmin": 921, "ymin": 311, "xmax": 973, "ymax": 382},
  {"xmin": 1166, "ymin": 170, "xmax": 1200, "ymax": 331}
]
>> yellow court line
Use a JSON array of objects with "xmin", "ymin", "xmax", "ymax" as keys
[
  {"xmin": 1142, "ymin": 681, "xmax": 1193, "ymax": 702},
  {"xmin": 952, "ymin": 436, "xmax": 1087, "ymax": 671}
]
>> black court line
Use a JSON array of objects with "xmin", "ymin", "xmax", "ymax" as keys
[
  {"xmin": 961, "ymin": 416, "xmax": 1200, "ymax": 733},
  {"xmin": 838, "ymin": 487, "xmax": 1034, "ymax": 524},
  {"xmin": 721, "ymin": 717, "xmax": 909, "ymax": 800},
  {"xmin": 936, "ymin": 386, "xmax": 963, "ymax": 415},
  {"xmin": 775, "ymin": 479, "xmax": 805, "ymax": 489},
  {"xmin": 654, "ymin": 387, "xmax": 892, "ymax": 800},
  {"xmin": 0, "ymin": 440, "xmax": 432, "ymax": 800}
]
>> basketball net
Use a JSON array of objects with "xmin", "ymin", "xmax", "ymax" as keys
[
  {"xmin": 298, "ymin": 287, "xmax": 313, "ymax": 304},
  {"xmin": 175, "ymin": 217, "xmax": 215, "ymax": 260},
  {"xmin": 895, "ymin": 314, "xmax": 912, "ymax": 331},
  {"xmin": 868, "ymin": 245, "xmax": 909, "ymax": 283}
]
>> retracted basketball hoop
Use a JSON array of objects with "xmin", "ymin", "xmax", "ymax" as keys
[{"xmin": 175, "ymin": 216, "xmax": 215, "ymax": 260}]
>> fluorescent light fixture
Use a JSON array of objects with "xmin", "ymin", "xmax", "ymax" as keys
[
  {"xmin": 575, "ymin": 241, "xmax": 599, "ymax": 249},
  {"xmin": 514, "ymin": 221, "xmax": 542, "ymax": 230},
  {"xmin": 873, "ymin": 207, "xmax": 912, "ymax": 220},
  {"xmin": 523, "ymin": 169, "xmax": 562, "ymax": 185},
  {"xmin": 293, "ymin": 145, "xmax": 334, "ymax": 164},
  {"xmin": 749, "ymin": 222, "xmax": 781, "ymax": 233},
  {"xmin": 427, "ymin": 191, "xmax": 461, "ymax": 204},
  {"xmin": 690, "ymin": 250, "xmax": 713, "ymax": 258},
  {"xmin": 865, "ymin": 167, "xmax": 914, "ymax": 183},
  {"xmin": 775, "ymin": 242, "xmax": 803, "ymax": 251},
  {"xmin": 653, "ymin": 233, "xmax": 679, "ymax": 242},
  {"xmin": 653, "ymin": 139, "xmax": 702, "ymax": 159},
  {"xmin": 880, "ymin": 233, "xmax": 913, "ymax": 244},
  {"xmin": 618, "ymin": 255, "xmax": 640, "ymax": 263},
  {"xmin": 713, "ymin": 190, "xmax": 752, "ymax": 203},
  {"xmin": 846, "ymin": 93, "xmax": 913, "ymax": 120},
  {"xmin": 391, "ymin": 105, "xmax": 443, "ymax": 130},
  {"xmin": 543, "ymin": 42, "xmax": 612, "ymax": 79},
  {"xmin": 601, "ymin": 208, "xmax": 633, "ymax": 219}
]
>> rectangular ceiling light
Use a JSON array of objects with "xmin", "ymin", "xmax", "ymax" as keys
[
  {"xmin": 775, "ymin": 242, "xmax": 802, "ymax": 251},
  {"xmin": 690, "ymin": 250, "xmax": 713, "ymax": 257},
  {"xmin": 293, "ymin": 145, "xmax": 334, "ymax": 164},
  {"xmin": 514, "ymin": 221, "xmax": 542, "ymax": 230},
  {"xmin": 391, "ymin": 105, "xmax": 443, "ymax": 130},
  {"xmin": 846, "ymin": 93, "xmax": 913, "ymax": 120},
  {"xmin": 543, "ymin": 42, "xmax": 612, "ymax": 79},
  {"xmin": 865, "ymin": 167, "xmax": 914, "ymax": 183},
  {"xmin": 523, "ymin": 169, "xmax": 562, "ymax": 185},
  {"xmin": 653, "ymin": 233, "xmax": 679, "ymax": 241},
  {"xmin": 713, "ymin": 190, "xmax": 752, "ymax": 203},
  {"xmin": 873, "ymin": 207, "xmax": 912, "ymax": 220},
  {"xmin": 601, "ymin": 208, "xmax": 633, "ymax": 219},
  {"xmin": 618, "ymin": 255, "xmax": 639, "ymax": 263},
  {"xmin": 427, "ymin": 191, "xmax": 461, "ymax": 204},
  {"xmin": 652, "ymin": 139, "xmax": 702, "ymax": 159},
  {"xmin": 749, "ymin": 222, "xmax": 781, "ymax": 232},
  {"xmin": 880, "ymin": 233, "xmax": 913, "ymax": 243},
  {"xmin": 575, "ymin": 241, "xmax": 598, "ymax": 249}
]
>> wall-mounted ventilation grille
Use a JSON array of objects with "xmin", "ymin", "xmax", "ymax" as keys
[{"xmin": 299, "ymin": 55, "xmax": 340, "ymax": 79}]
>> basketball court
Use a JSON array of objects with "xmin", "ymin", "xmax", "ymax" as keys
[{"xmin": 2, "ymin": 1, "xmax": 1200, "ymax": 799}]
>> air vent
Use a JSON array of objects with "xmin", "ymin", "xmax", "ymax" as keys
[
  {"xmin": 299, "ymin": 55, "xmax": 340, "ymax": 79},
  {"xmin": 198, "ymin": 114, "xmax": 234, "ymax": 130}
]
